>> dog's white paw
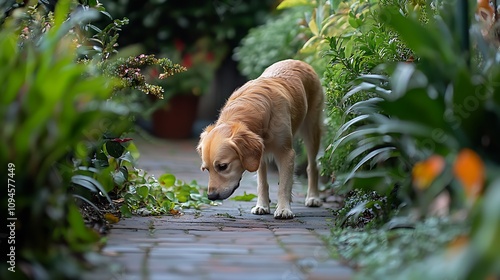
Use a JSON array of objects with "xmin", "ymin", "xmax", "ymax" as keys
[
  {"xmin": 274, "ymin": 208, "xmax": 294, "ymax": 219},
  {"xmin": 305, "ymin": 197, "xmax": 322, "ymax": 207},
  {"xmin": 251, "ymin": 205, "xmax": 270, "ymax": 215}
]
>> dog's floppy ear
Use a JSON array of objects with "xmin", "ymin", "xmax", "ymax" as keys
[
  {"xmin": 197, "ymin": 124, "xmax": 215, "ymax": 155},
  {"xmin": 230, "ymin": 124, "xmax": 263, "ymax": 172}
]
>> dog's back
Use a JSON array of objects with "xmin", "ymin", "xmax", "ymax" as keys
[
  {"xmin": 260, "ymin": 59, "xmax": 323, "ymax": 113},
  {"xmin": 220, "ymin": 60, "xmax": 323, "ymax": 140}
]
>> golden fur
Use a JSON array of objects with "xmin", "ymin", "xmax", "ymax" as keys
[{"xmin": 197, "ymin": 59, "xmax": 323, "ymax": 219}]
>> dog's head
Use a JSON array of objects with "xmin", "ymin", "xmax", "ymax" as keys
[{"xmin": 197, "ymin": 122, "xmax": 263, "ymax": 201}]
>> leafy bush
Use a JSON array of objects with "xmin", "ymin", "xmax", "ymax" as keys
[
  {"xmin": 0, "ymin": 4, "xmax": 126, "ymax": 278},
  {"xmin": 234, "ymin": 7, "xmax": 308, "ymax": 79},
  {"xmin": 328, "ymin": 217, "xmax": 466, "ymax": 279},
  {"xmin": 101, "ymin": 0, "xmax": 276, "ymax": 53},
  {"xmin": 327, "ymin": 0, "xmax": 500, "ymax": 278},
  {"xmin": 120, "ymin": 172, "xmax": 214, "ymax": 217},
  {"xmin": 0, "ymin": 1, "xmax": 190, "ymax": 278},
  {"xmin": 276, "ymin": 0, "xmax": 413, "ymax": 178},
  {"xmin": 319, "ymin": 0, "xmax": 412, "ymax": 177}
]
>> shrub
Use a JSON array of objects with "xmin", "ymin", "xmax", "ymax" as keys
[
  {"xmin": 0, "ymin": 1, "xmax": 189, "ymax": 277},
  {"xmin": 234, "ymin": 7, "xmax": 308, "ymax": 79},
  {"xmin": 320, "ymin": 0, "xmax": 412, "ymax": 178},
  {"xmin": 328, "ymin": 1, "xmax": 500, "ymax": 278},
  {"xmin": 0, "ymin": 4, "xmax": 126, "ymax": 278}
]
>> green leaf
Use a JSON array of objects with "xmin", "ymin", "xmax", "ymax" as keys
[
  {"xmin": 277, "ymin": 0, "xmax": 314, "ymax": 10},
  {"xmin": 71, "ymin": 175, "xmax": 97, "ymax": 192},
  {"xmin": 165, "ymin": 191, "xmax": 176, "ymax": 201},
  {"xmin": 159, "ymin": 173, "xmax": 176, "ymax": 187},
  {"xmin": 105, "ymin": 141, "xmax": 125, "ymax": 158},
  {"xmin": 71, "ymin": 175, "xmax": 113, "ymax": 204},
  {"xmin": 345, "ymin": 147, "xmax": 396, "ymax": 182},
  {"xmin": 162, "ymin": 200, "xmax": 172, "ymax": 211},
  {"xmin": 112, "ymin": 169, "xmax": 126, "ymax": 186},
  {"xmin": 231, "ymin": 191, "xmax": 258, "ymax": 201},
  {"xmin": 137, "ymin": 185, "xmax": 149, "ymax": 198},
  {"xmin": 120, "ymin": 204, "xmax": 132, "ymax": 218}
]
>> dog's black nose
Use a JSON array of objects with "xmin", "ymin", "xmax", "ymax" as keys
[{"xmin": 207, "ymin": 192, "xmax": 219, "ymax": 201}]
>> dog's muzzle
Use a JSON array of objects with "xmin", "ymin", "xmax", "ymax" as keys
[{"xmin": 207, "ymin": 180, "xmax": 241, "ymax": 201}]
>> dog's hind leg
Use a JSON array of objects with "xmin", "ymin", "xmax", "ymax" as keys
[
  {"xmin": 301, "ymin": 106, "xmax": 323, "ymax": 208},
  {"xmin": 251, "ymin": 158, "xmax": 270, "ymax": 215}
]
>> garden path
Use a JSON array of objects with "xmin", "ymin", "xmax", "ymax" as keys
[{"xmin": 86, "ymin": 134, "xmax": 353, "ymax": 280}]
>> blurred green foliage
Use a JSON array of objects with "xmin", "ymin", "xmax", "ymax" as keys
[
  {"xmin": 0, "ymin": 4, "xmax": 125, "ymax": 279},
  {"xmin": 319, "ymin": 0, "xmax": 412, "ymax": 177},
  {"xmin": 0, "ymin": 0, "xmax": 189, "ymax": 278},
  {"xmin": 234, "ymin": 7, "xmax": 308, "ymax": 79},
  {"xmin": 101, "ymin": 0, "xmax": 276, "ymax": 53},
  {"xmin": 120, "ymin": 172, "xmax": 215, "ymax": 217},
  {"xmin": 326, "ymin": 0, "xmax": 500, "ymax": 278}
]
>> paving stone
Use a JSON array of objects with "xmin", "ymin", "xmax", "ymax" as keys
[{"xmin": 84, "ymin": 137, "xmax": 353, "ymax": 279}]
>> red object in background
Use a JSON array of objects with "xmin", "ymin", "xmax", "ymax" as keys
[
  {"xmin": 182, "ymin": 54, "xmax": 193, "ymax": 68},
  {"xmin": 110, "ymin": 138, "xmax": 133, "ymax": 143},
  {"xmin": 174, "ymin": 39, "xmax": 185, "ymax": 51},
  {"xmin": 206, "ymin": 52, "xmax": 214, "ymax": 62},
  {"xmin": 151, "ymin": 95, "xmax": 199, "ymax": 139}
]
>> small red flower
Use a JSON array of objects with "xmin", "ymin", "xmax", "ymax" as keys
[
  {"xmin": 182, "ymin": 54, "xmax": 193, "ymax": 68},
  {"xmin": 110, "ymin": 138, "xmax": 133, "ymax": 143}
]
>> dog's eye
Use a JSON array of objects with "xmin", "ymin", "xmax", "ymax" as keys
[{"xmin": 217, "ymin": 163, "xmax": 228, "ymax": 172}]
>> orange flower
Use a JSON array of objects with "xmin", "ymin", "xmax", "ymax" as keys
[
  {"xmin": 412, "ymin": 155, "xmax": 446, "ymax": 190},
  {"xmin": 446, "ymin": 235, "xmax": 469, "ymax": 256},
  {"xmin": 453, "ymin": 148, "xmax": 485, "ymax": 201}
]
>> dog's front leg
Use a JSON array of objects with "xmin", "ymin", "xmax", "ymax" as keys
[
  {"xmin": 251, "ymin": 158, "xmax": 270, "ymax": 215},
  {"xmin": 274, "ymin": 148, "xmax": 295, "ymax": 219}
]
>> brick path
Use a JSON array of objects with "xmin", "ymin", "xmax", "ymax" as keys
[{"xmin": 87, "ymin": 134, "xmax": 353, "ymax": 280}]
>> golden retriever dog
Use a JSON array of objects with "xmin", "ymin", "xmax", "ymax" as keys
[{"xmin": 197, "ymin": 59, "xmax": 323, "ymax": 219}]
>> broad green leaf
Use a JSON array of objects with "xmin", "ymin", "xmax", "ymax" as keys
[
  {"xmin": 112, "ymin": 169, "xmax": 126, "ymax": 186},
  {"xmin": 331, "ymin": 121, "xmax": 432, "ymax": 155},
  {"xmin": 106, "ymin": 141, "xmax": 125, "ymax": 158},
  {"xmin": 119, "ymin": 151, "xmax": 135, "ymax": 163},
  {"xmin": 71, "ymin": 175, "xmax": 98, "ymax": 192},
  {"xmin": 338, "ymin": 170, "xmax": 399, "ymax": 194},
  {"xmin": 344, "ymin": 97, "xmax": 383, "ymax": 116},
  {"xmin": 346, "ymin": 136, "xmax": 387, "ymax": 162},
  {"xmin": 159, "ymin": 173, "xmax": 176, "ymax": 187},
  {"xmin": 162, "ymin": 200, "xmax": 172, "ymax": 211},
  {"xmin": 231, "ymin": 191, "xmax": 258, "ymax": 201},
  {"xmin": 345, "ymin": 147, "xmax": 396, "ymax": 182},
  {"xmin": 137, "ymin": 185, "xmax": 149, "ymax": 198},
  {"xmin": 120, "ymin": 204, "xmax": 132, "ymax": 218},
  {"xmin": 378, "ymin": 88, "xmax": 450, "ymax": 133},
  {"xmin": 165, "ymin": 191, "xmax": 176, "ymax": 201},
  {"xmin": 308, "ymin": 15, "xmax": 319, "ymax": 36},
  {"xmin": 335, "ymin": 114, "xmax": 370, "ymax": 139},
  {"xmin": 71, "ymin": 175, "xmax": 113, "ymax": 204},
  {"xmin": 277, "ymin": 0, "xmax": 314, "ymax": 10}
]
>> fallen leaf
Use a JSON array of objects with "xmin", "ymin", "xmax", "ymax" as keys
[
  {"xmin": 169, "ymin": 209, "xmax": 181, "ymax": 215},
  {"xmin": 104, "ymin": 213, "xmax": 120, "ymax": 224},
  {"xmin": 230, "ymin": 191, "xmax": 257, "ymax": 201}
]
